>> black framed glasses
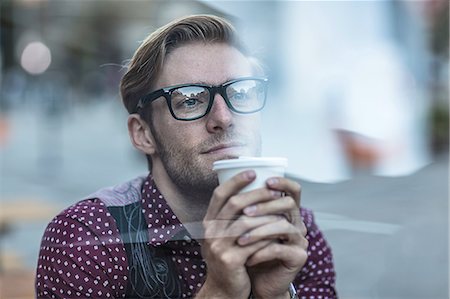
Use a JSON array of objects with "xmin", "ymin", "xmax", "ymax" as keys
[{"xmin": 136, "ymin": 77, "xmax": 268, "ymax": 121}]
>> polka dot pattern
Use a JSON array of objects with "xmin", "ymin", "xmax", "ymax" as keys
[
  {"xmin": 296, "ymin": 209, "xmax": 337, "ymax": 299},
  {"xmin": 36, "ymin": 199, "xmax": 128, "ymax": 298},
  {"xmin": 141, "ymin": 178, "xmax": 185, "ymax": 246},
  {"xmin": 36, "ymin": 174, "xmax": 336, "ymax": 298}
]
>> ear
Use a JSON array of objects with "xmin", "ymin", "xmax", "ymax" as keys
[{"xmin": 127, "ymin": 114, "xmax": 157, "ymax": 155}]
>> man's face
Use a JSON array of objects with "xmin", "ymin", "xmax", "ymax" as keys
[{"xmin": 149, "ymin": 42, "xmax": 262, "ymax": 195}]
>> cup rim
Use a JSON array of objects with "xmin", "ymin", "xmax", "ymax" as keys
[{"xmin": 212, "ymin": 157, "xmax": 288, "ymax": 170}]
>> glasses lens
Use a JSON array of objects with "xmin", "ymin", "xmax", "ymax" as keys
[
  {"xmin": 170, "ymin": 86, "xmax": 209, "ymax": 119},
  {"xmin": 226, "ymin": 79, "xmax": 266, "ymax": 113}
]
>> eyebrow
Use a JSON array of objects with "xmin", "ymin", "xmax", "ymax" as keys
[{"xmin": 193, "ymin": 78, "xmax": 235, "ymax": 86}]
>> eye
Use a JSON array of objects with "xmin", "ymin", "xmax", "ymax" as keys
[
  {"xmin": 181, "ymin": 98, "xmax": 201, "ymax": 108},
  {"xmin": 173, "ymin": 96, "xmax": 207, "ymax": 111},
  {"xmin": 230, "ymin": 92, "xmax": 247, "ymax": 101},
  {"xmin": 172, "ymin": 86, "xmax": 208, "ymax": 110}
]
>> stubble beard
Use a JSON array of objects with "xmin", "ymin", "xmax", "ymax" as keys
[{"xmin": 152, "ymin": 129, "xmax": 261, "ymax": 202}]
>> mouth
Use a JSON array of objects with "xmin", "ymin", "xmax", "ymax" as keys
[{"xmin": 201, "ymin": 143, "xmax": 245, "ymax": 155}]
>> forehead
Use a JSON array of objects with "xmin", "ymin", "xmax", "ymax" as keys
[{"xmin": 156, "ymin": 42, "xmax": 253, "ymax": 88}]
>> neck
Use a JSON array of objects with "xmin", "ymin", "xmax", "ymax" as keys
[{"xmin": 151, "ymin": 162, "xmax": 211, "ymax": 225}]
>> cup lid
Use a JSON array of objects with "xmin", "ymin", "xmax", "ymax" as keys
[{"xmin": 212, "ymin": 157, "xmax": 288, "ymax": 170}]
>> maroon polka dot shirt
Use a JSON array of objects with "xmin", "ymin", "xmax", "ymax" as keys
[{"xmin": 36, "ymin": 174, "xmax": 337, "ymax": 298}]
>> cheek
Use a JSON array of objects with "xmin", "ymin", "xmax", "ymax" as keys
[
  {"xmin": 236, "ymin": 114, "xmax": 262, "ymax": 133},
  {"xmin": 152, "ymin": 102, "xmax": 179, "ymax": 135},
  {"xmin": 153, "ymin": 117, "xmax": 202, "ymax": 150},
  {"xmin": 151, "ymin": 100, "xmax": 171, "ymax": 121}
]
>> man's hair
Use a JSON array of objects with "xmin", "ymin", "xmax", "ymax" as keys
[{"xmin": 120, "ymin": 14, "xmax": 248, "ymax": 115}]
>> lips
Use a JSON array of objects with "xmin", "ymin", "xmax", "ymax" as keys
[{"xmin": 201, "ymin": 142, "xmax": 245, "ymax": 154}]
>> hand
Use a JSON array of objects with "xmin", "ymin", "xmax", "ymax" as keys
[
  {"xmin": 197, "ymin": 170, "xmax": 283, "ymax": 299},
  {"xmin": 241, "ymin": 177, "xmax": 308, "ymax": 299}
]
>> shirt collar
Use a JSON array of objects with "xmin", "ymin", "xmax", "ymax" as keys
[{"xmin": 141, "ymin": 174, "xmax": 194, "ymax": 246}]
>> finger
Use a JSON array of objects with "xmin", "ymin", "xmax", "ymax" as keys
[
  {"xmin": 242, "ymin": 194, "xmax": 302, "ymax": 227},
  {"xmin": 203, "ymin": 215, "xmax": 284, "ymax": 243},
  {"xmin": 242, "ymin": 196, "xmax": 296, "ymax": 218},
  {"xmin": 266, "ymin": 178, "xmax": 302, "ymax": 225},
  {"xmin": 246, "ymin": 241, "xmax": 309, "ymax": 268},
  {"xmin": 202, "ymin": 237, "xmax": 273, "ymax": 267},
  {"xmin": 204, "ymin": 170, "xmax": 256, "ymax": 220},
  {"xmin": 299, "ymin": 220, "xmax": 307, "ymax": 237},
  {"xmin": 238, "ymin": 239, "xmax": 273, "ymax": 261},
  {"xmin": 202, "ymin": 219, "xmax": 234, "ymax": 240},
  {"xmin": 227, "ymin": 215, "xmax": 283, "ymax": 239},
  {"xmin": 287, "ymin": 203, "xmax": 302, "ymax": 226},
  {"xmin": 266, "ymin": 177, "xmax": 302, "ymax": 208},
  {"xmin": 216, "ymin": 188, "xmax": 282, "ymax": 221},
  {"xmin": 237, "ymin": 219, "xmax": 302, "ymax": 246}
]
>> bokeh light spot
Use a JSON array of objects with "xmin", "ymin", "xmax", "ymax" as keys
[{"xmin": 20, "ymin": 41, "xmax": 52, "ymax": 75}]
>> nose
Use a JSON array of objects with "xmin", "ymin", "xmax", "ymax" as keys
[{"xmin": 205, "ymin": 93, "xmax": 233, "ymax": 133}]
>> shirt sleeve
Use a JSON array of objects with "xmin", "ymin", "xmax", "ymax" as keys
[
  {"xmin": 294, "ymin": 208, "xmax": 338, "ymax": 299},
  {"xmin": 36, "ymin": 199, "xmax": 129, "ymax": 298}
]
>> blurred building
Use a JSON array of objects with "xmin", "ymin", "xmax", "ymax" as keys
[{"xmin": 209, "ymin": 1, "xmax": 447, "ymax": 182}]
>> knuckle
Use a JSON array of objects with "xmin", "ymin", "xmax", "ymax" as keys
[
  {"xmin": 227, "ymin": 196, "xmax": 242, "ymax": 211},
  {"xmin": 303, "ymin": 237, "xmax": 309, "ymax": 249},
  {"xmin": 203, "ymin": 226, "xmax": 214, "ymax": 239},
  {"xmin": 238, "ymin": 216, "xmax": 251, "ymax": 229},
  {"xmin": 296, "ymin": 247, "xmax": 308, "ymax": 262},
  {"xmin": 286, "ymin": 197, "xmax": 297, "ymax": 209},
  {"xmin": 212, "ymin": 188, "xmax": 225, "ymax": 200},
  {"xmin": 293, "ymin": 182, "xmax": 302, "ymax": 194},
  {"xmin": 300, "ymin": 222, "xmax": 307, "ymax": 235},
  {"xmin": 210, "ymin": 241, "xmax": 222, "ymax": 255},
  {"xmin": 203, "ymin": 221, "xmax": 224, "ymax": 239},
  {"xmin": 221, "ymin": 252, "xmax": 238, "ymax": 266},
  {"xmin": 272, "ymin": 244, "xmax": 283, "ymax": 256}
]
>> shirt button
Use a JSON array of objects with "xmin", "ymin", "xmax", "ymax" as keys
[{"xmin": 183, "ymin": 235, "xmax": 192, "ymax": 243}]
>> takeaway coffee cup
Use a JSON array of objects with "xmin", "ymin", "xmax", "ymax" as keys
[{"xmin": 212, "ymin": 157, "xmax": 288, "ymax": 193}]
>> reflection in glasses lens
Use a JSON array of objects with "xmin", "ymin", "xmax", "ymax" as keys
[
  {"xmin": 226, "ymin": 80, "xmax": 265, "ymax": 112},
  {"xmin": 171, "ymin": 86, "xmax": 210, "ymax": 119},
  {"xmin": 170, "ymin": 79, "xmax": 266, "ymax": 120}
]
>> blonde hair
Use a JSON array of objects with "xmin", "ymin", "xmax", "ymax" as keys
[{"xmin": 120, "ymin": 14, "xmax": 248, "ymax": 114}]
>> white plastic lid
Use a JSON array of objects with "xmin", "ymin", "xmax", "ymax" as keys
[{"xmin": 212, "ymin": 157, "xmax": 288, "ymax": 170}]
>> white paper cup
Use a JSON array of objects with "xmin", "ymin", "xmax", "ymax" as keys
[{"xmin": 213, "ymin": 157, "xmax": 288, "ymax": 192}]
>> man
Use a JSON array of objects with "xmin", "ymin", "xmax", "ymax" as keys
[{"xmin": 36, "ymin": 15, "xmax": 337, "ymax": 299}]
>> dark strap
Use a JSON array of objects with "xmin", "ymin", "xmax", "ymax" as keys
[{"xmin": 108, "ymin": 201, "xmax": 182, "ymax": 298}]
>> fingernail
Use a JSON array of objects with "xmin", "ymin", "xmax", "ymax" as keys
[
  {"xmin": 243, "ymin": 205, "xmax": 257, "ymax": 216},
  {"xmin": 245, "ymin": 170, "xmax": 256, "ymax": 180},
  {"xmin": 267, "ymin": 178, "xmax": 279, "ymax": 186},
  {"xmin": 271, "ymin": 190, "xmax": 282, "ymax": 198},
  {"xmin": 238, "ymin": 233, "xmax": 250, "ymax": 245}
]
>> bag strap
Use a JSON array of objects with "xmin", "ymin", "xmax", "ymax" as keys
[{"xmin": 108, "ymin": 201, "xmax": 182, "ymax": 298}]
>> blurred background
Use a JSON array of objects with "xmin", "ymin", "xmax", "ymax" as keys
[{"xmin": 0, "ymin": 0, "xmax": 448, "ymax": 298}]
